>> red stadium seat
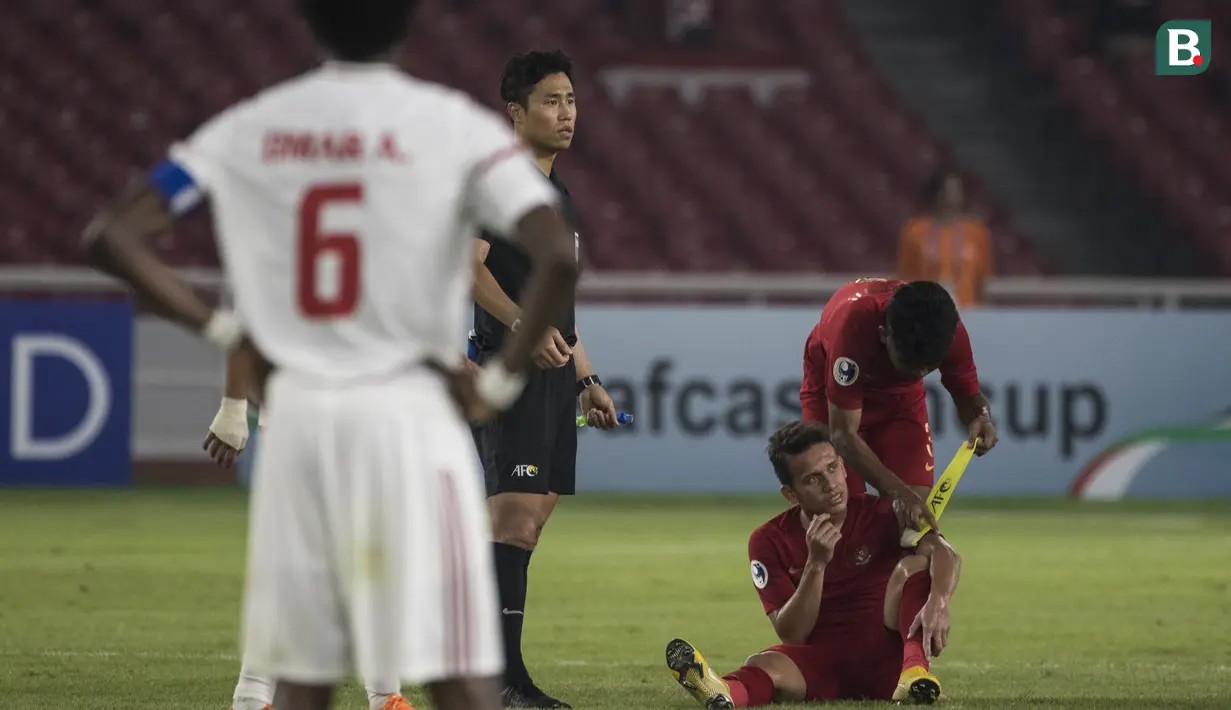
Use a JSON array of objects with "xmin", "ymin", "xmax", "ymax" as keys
[
  {"xmin": 0, "ymin": 0, "xmax": 1066, "ymax": 273},
  {"xmin": 1007, "ymin": 1, "xmax": 1227, "ymax": 273}
]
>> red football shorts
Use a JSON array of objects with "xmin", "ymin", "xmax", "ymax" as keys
[
  {"xmin": 765, "ymin": 628, "xmax": 901, "ymax": 701},
  {"xmin": 847, "ymin": 414, "xmax": 936, "ymax": 495}
]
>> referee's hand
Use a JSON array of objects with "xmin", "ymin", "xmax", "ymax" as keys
[
  {"xmin": 580, "ymin": 385, "xmax": 619, "ymax": 430},
  {"xmin": 534, "ymin": 327, "xmax": 572, "ymax": 369}
]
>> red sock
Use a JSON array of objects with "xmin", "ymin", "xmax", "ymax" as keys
[
  {"xmin": 723, "ymin": 666, "xmax": 775, "ymax": 707},
  {"xmin": 898, "ymin": 571, "xmax": 933, "ymax": 671}
]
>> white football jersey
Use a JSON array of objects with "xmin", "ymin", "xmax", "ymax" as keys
[{"xmin": 154, "ymin": 62, "xmax": 558, "ymax": 380}]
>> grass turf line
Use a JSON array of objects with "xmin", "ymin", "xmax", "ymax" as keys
[{"xmin": 0, "ymin": 489, "xmax": 1227, "ymax": 709}]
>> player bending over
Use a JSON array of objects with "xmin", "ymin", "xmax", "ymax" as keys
[
  {"xmin": 800, "ymin": 279, "xmax": 998, "ymax": 530},
  {"xmin": 666, "ymin": 421, "xmax": 961, "ymax": 707}
]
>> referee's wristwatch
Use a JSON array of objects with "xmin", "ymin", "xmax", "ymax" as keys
[{"xmin": 576, "ymin": 375, "xmax": 601, "ymax": 396}]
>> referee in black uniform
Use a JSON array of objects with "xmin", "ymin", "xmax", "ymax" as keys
[{"xmin": 470, "ymin": 50, "xmax": 619, "ymax": 709}]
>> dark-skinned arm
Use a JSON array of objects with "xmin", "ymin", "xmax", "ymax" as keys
[
  {"xmin": 953, "ymin": 391, "xmax": 990, "ymax": 429},
  {"xmin": 83, "ymin": 182, "xmax": 227, "ymax": 342},
  {"xmin": 828, "ymin": 403, "xmax": 941, "ymax": 531},
  {"xmin": 827, "ymin": 403, "xmax": 912, "ymax": 497},
  {"xmin": 224, "ymin": 347, "xmax": 259, "ymax": 402},
  {"xmin": 941, "ymin": 321, "xmax": 997, "ymax": 455}
]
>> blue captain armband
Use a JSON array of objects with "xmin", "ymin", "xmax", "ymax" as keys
[{"xmin": 149, "ymin": 159, "xmax": 205, "ymax": 215}]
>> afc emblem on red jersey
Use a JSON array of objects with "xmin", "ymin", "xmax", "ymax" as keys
[
  {"xmin": 833, "ymin": 357, "xmax": 859, "ymax": 386},
  {"xmin": 852, "ymin": 545, "xmax": 872, "ymax": 566},
  {"xmin": 751, "ymin": 560, "xmax": 769, "ymax": 589}
]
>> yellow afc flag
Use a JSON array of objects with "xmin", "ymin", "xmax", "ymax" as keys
[{"xmin": 900, "ymin": 438, "xmax": 979, "ymax": 548}]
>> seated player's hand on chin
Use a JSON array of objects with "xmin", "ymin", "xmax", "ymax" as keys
[
  {"xmin": 805, "ymin": 512, "xmax": 842, "ymax": 566},
  {"xmin": 534, "ymin": 326, "xmax": 572, "ymax": 368},
  {"xmin": 580, "ymin": 383, "xmax": 619, "ymax": 429}
]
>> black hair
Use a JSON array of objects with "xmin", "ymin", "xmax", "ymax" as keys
[
  {"xmin": 921, "ymin": 167, "xmax": 964, "ymax": 210},
  {"xmin": 500, "ymin": 50, "xmax": 574, "ymax": 107},
  {"xmin": 299, "ymin": 0, "xmax": 418, "ymax": 62},
  {"xmin": 767, "ymin": 421, "xmax": 831, "ymax": 487},
  {"xmin": 885, "ymin": 281, "xmax": 960, "ymax": 370}
]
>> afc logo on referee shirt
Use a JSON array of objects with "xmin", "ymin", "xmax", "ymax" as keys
[{"xmin": 513, "ymin": 465, "xmax": 539, "ymax": 477}]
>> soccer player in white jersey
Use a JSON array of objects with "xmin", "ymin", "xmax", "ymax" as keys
[{"xmin": 81, "ymin": 0, "xmax": 581, "ymax": 708}]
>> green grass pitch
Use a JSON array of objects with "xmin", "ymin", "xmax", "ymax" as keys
[{"xmin": 0, "ymin": 489, "xmax": 1229, "ymax": 709}]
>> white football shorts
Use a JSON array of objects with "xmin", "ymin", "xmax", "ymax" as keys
[{"xmin": 240, "ymin": 367, "xmax": 501, "ymax": 686}]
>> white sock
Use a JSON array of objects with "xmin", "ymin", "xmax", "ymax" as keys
[
  {"xmin": 232, "ymin": 695, "xmax": 273, "ymax": 710},
  {"xmin": 232, "ymin": 664, "xmax": 276, "ymax": 710},
  {"xmin": 367, "ymin": 685, "xmax": 399, "ymax": 709}
]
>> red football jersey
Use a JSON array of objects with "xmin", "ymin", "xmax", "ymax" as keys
[
  {"xmin": 800, "ymin": 279, "xmax": 980, "ymax": 423},
  {"xmin": 747, "ymin": 496, "xmax": 904, "ymax": 644}
]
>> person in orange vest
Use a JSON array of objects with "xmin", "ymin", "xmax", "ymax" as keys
[{"xmin": 897, "ymin": 170, "xmax": 993, "ymax": 308}]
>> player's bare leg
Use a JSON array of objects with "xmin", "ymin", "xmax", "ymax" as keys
[
  {"xmin": 429, "ymin": 676, "xmax": 504, "ymax": 710},
  {"xmin": 276, "ymin": 682, "xmax": 332, "ymax": 710},
  {"xmin": 488, "ymin": 491, "xmax": 558, "ymax": 548},
  {"xmin": 884, "ymin": 556, "xmax": 942, "ymax": 705},
  {"xmin": 488, "ymin": 491, "xmax": 567, "ymax": 708}
]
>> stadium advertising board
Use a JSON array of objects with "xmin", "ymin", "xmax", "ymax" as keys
[
  {"xmin": 573, "ymin": 307, "xmax": 1231, "ymax": 497},
  {"xmin": 0, "ymin": 299, "xmax": 133, "ymax": 485}
]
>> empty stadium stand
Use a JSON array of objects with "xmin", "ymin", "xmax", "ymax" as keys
[
  {"xmin": 1003, "ymin": 0, "xmax": 1231, "ymax": 274},
  {"xmin": 11, "ymin": 0, "xmax": 1218, "ymax": 275}
]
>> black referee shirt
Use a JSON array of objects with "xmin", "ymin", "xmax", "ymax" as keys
[{"xmin": 472, "ymin": 169, "xmax": 579, "ymax": 352}]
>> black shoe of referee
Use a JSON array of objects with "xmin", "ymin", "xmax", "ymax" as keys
[{"xmin": 501, "ymin": 683, "xmax": 571, "ymax": 708}]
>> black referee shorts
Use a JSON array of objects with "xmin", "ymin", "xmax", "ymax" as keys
[{"xmin": 473, "ymin": 352, "xmax": 577, "ymax": 497}]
